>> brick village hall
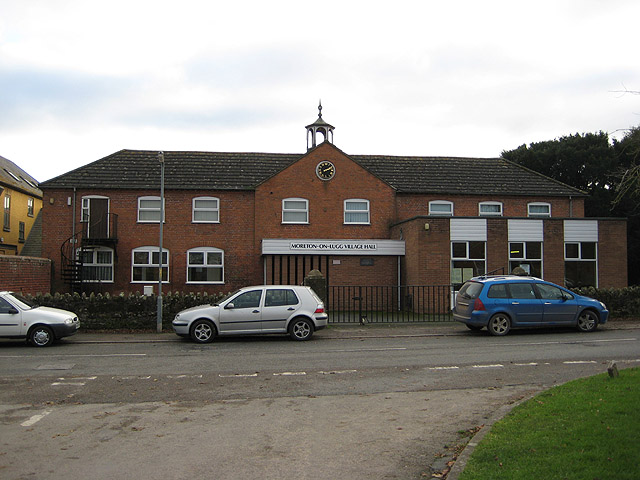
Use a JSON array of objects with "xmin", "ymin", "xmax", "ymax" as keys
[{"xmin": 39, "ymin": 105, "xmax": 628, "ymax": 307}]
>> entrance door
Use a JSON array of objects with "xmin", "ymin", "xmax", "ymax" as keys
[{"xmin": 82, "ymin": 197, "xmax": 109, "ymax": 239}]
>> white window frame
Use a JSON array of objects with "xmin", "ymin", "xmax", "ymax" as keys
[
  {"xmin": 564, "ymin": 242, "xmax": 598, "ymax": 287},
  {"xmin": 131, "ymin": 246, "xmax": 169, "ymax": 283},
  {"xmin": 79, "ymin": 247, "xmax": 114, "ymax": 283},
  {"xmin": 282, "ymin": 198, "xmax": 309, "ymax": 224},
  {"xmin": 528, "ymin": 202, "xmax": 551, "ymax": 217},
  {"xmin": 344, "ymin": 199, "xmax": 370, "ymax": 225},
  {"xmin": 479, "ymin": 201, "xmax": 503, "ymax": 216},
  {"xmin": 27, "ymin": 197, "xmax": 34, "ymax": 217},
  {"xmin": 429, "ymin": 200, "xmax": 453, "ymax": 216},
  {"xmin": 192, "ymin": 197, "xmax": 220, "ymax": 223},
  {"xmin": 186, "ymin": 247, "xmax": 224, "ymax": 284},
  {"xmin": 451, "ymin": 240, "xmax": 486, "ymax": 285},
  {"xmin": 137, "ymin": 196, "xmax": 165, "ymax": 223}
]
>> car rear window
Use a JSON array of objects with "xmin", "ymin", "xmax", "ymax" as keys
[{"xmin": 458, "ymin": 281, "xmax": 483, "ymax": 299}]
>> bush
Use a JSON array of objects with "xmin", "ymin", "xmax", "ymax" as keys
[
  {"xmin": 572, "ymin": 285, "xmax": 640, "ymax": 318},
  {"xmin": 28, "ymin": 291, "xmax": 227, "ymax": 331}
]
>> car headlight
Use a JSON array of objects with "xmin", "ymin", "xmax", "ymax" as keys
[
  {"xmin": 599, "ymin": 301, "xmax": 607, "ymax": 310},
  {"xmin": 64, "ymin": 318, "xmax": 74, "ymax": 325}
]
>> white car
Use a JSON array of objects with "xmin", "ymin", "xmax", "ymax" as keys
[
  {"xmin": 0, "ymin": 291, "xmax": 80, "ymax": 347},
  {"xmin": 172, "ymin": 285, "xmax": 328, "ymax": 343}
]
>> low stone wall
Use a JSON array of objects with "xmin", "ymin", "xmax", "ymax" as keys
[{"xmin": 0, "ymin": 255, "xmax": 51, "ymax": 295}]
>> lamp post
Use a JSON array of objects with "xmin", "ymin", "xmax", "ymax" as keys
[{"xmin": 157, "ymin": 151, "xmax": 165, "ymax": 333}]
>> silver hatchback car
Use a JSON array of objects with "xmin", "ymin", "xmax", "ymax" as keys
[{"xmin": 172, "ymin": 285, "xmax": 328, "ymax": 343}]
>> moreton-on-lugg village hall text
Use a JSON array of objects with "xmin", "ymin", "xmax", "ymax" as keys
[{"xmin": 39, "ymin": 105, "xmax": 627, "ymax": 303}]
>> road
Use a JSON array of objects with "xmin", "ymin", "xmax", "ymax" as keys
[{"xmin": 1, "ymin": 324, "xmax": 638, "ymax": 479}]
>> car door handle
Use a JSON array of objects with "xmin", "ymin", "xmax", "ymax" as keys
[
  {"xmin": 544, "ymin": 302, "xmax": 552, "ymax": 305},
  {"xmin": 287, "ymin": 307, "xmax": 295, "ymax": 311},
  {"xmin": 253, "ymin": 310, "xmax": 260, "ymax": 314},
  {"xmin": 512, "ymin": 302, "xmax": 520, "ymax": 305}
]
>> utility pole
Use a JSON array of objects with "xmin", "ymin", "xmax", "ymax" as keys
[{"xmin": 157, "ymin": 151, "xmax": 165, "ymax": 333}]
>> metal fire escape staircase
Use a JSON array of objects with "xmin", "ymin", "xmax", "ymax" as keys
[{"xmin": 60, "ymin": 214, "xmax": 118, "ymax": 292}]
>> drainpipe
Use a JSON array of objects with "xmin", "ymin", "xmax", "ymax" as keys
[
  {"xmin": 569, "ymin": 196, "xmax": 573, "ymax": 218},
  {"xmin": 72, "ymin": 187, "xmax": 77, "ymax": 263}
]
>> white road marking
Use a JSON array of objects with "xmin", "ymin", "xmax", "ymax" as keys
[
  {"xmin": 273, "ymin": 372, "xmax": 307, "ymax": 376},
  {"xmin": 331, "ymin": 347, "xmax": 408, "ymax": 353},
  {"xmin": 167, "ymin": 374, "xmax": 203, "ymax": 379},
  {"xmin": 563, "ymin": 360, "xmax": 597, "ymax": 364},
  {"xmin": 318, "ymin": 370, "xmax": 358, "ymax": 375},
  {"xmin": 472, "ymin": 364, "xmax": 504, "ymax": 368},
  {"xmin": 429, "ymin": 366, "xmax": 460, "ymax": 370},
  {"xmin": 514, "ymin": 362, "xmax": 539, "ymax": 366},
  {"xmin": 21, "ymin": 410, "xmax": 52, "ymax": 427},
  {"xmin": 219, "ymin": 373, "xmax": 258, "ymax": 378}
]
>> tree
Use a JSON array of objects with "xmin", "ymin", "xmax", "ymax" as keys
[
  {"xmin": 502, "ymin": 131, "xmax": 617, "ymax": 217},
  {"xmin": 613, "ymin": 126, "xmax": 640, "ymax": 213}
]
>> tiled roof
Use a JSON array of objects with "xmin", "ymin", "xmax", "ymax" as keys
[
  {"xmin": 0, "ymin": 155, "xmax": 42, "ymax": 197},
  {"xmin": 352, "ymin": 154, "xmax": 585, "ymax": 196},
  {"xmin": 40, "ymin": 148, "xmax": 585, "ymax": 197}
]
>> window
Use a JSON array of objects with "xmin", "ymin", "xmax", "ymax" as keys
[
  {"xmin": 265, "ymin": 289, "xmax": 299, "ymax": 307},
  {"xmin": 138, "ymin": 196, "xmax": 164, "ymax": 223},
  {"xmin": 230, "ymin": 290, "xmax": 262, "ymax": 309},
  {"xmin": 479, "ymin": 202, "xmax": 503, "ymax": 216},
  {"xmin": 27, "ymin": 198, "xmax": 34, "ymax": 217},
  {"xmin": 192, "ymin": 197, "xmax": 219, "ymax": 223},
  {"xmin": 487, "ymin": 284, "xmax": 509, "ymax": 298},
  {"xmin": 344, "ymin": 199, "xmax": 370, "ymax": 224},
  {"xmin": 3, "ymin": 195, "xmax": 10, "ymax": 231},
  {"xmin": 509, "ymin": 241, "xmax": 542, "ymax": 277},
  {"xmin": 536, "ymin": 283, "xmax": 572, "ymax": 301},
  {"xmin": 451, "ymin": 241, "xmax": 486, "ymax": 288},
  {"xmin": 282, "ymin": 198, "xmax": 308, "ymax": 224},
  {"xmin": 187, "ymin": 247, "xmax": 224, "ymax": 283},
  {"xmin": 528, "ymin": 202, "xmax": 551, "ymax": 217},
  {"xmin": 565, "ymin": 242, "xmax": 597, "ymax": 287},
  {"xmin": 509, "ymin": 283, "xmax": 536, "ymax": 299},
  {"xmin": 429, "ymin": 200, "xmax": 453, "ymax": 216},
  {"xmin": 18, "ymin": 222, "xmax": 25, "ymax": 242},
  {"xmin": 80, "ymin": 248, "xmax": 114, "ymax": 283},
  {"xmin": 132, "ymin": 247, "xmax": 169, "ymax": 282}
]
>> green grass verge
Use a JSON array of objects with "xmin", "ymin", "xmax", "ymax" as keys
[{"xmin": 459, "ymin": 367, "xmax": 640, "ymax": 480}]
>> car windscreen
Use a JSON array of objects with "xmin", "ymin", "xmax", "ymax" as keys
[
  {"xmin": 212, "ymin": 289, "xmax": 240, "ymax": 306},
  {"xmin": 457, "ymin": 281, "xmax": 483, "ymax": 300},
  {"xmin": 7, "ymin": 293, "xmax": 37, "ymax": 310}
]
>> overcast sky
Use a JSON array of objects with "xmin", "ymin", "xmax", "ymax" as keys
[{"xmin": 1, "ymin": 0, "xmax": 639, "ymax": 182}]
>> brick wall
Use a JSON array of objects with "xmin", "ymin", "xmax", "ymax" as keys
[
  {"xmin": 598, "ymin": 219, "xmax": 627, "ymax": 288},
  {"xmin": 0, "ymin": 255, "xmax": 51, "ymax": 294}
]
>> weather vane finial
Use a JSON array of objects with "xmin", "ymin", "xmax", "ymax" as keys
[{"xmin": 318, "ymin": 99, "xmax": 323, "ymax": 118}]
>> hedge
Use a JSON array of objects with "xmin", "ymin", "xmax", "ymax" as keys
[
  {"xmin": 572, "ymin": 286, "xmax": 640, "ymax": 318},
  {"xmin": 25, "ymin": 286, "xmax": 640, "ymax": 331},
  {"xmin": 28, "ymin": 291, "xmax": 227, "ymax": 331}
]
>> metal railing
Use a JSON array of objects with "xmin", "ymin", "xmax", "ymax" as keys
[{"xmin": 328, "ymin": 285, "xmax": 452, "ymax": 323}]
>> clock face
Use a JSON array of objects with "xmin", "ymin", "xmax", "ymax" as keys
[{"xmin": 316, "ymin": 161, "xmax": 335, "ymax": 180}]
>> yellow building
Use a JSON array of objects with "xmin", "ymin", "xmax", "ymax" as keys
[{"xmin": 0, "ymin": 155, "xmax": 43, "ymax": 256}]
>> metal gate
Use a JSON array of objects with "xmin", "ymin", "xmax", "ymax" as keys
[{"xmin": 328, "ymin": 285, "xmax": 452, "ymax": 323}]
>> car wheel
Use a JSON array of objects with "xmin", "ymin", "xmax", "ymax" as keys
[
  {"xmin": 190, "ymin": 319, "xmax": 216, "ymax": 343},
  {"xmin": 577, "ymin": 310, "xmax": 599, "ymax": 332},
  {"xmin": 487, "ymin": 314, "xmax": 511, "ymax": 336},
  {"xmin": 289, "ymin": 318, "xmax": 313, "ymax": 341},
  {"xmin": 29, "ymin": 325, "xmax": 54, "ymax": 347},
  {"xmin": 466, "ymin": 324, "xmax": 483, "ymax": 332}
]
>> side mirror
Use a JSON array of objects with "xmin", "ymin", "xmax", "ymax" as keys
[
  {"xmin": 7, "ymin": 307, "xmax": 19, "ymax": 314},
  {"xmin": 224, "ymin": 303, "xmax": 235, "ymax": 310}
]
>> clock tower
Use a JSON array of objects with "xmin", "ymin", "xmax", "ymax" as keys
[{"xmin": 306, "ymin": 101, "xmax": 334, "ymax": 151}]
